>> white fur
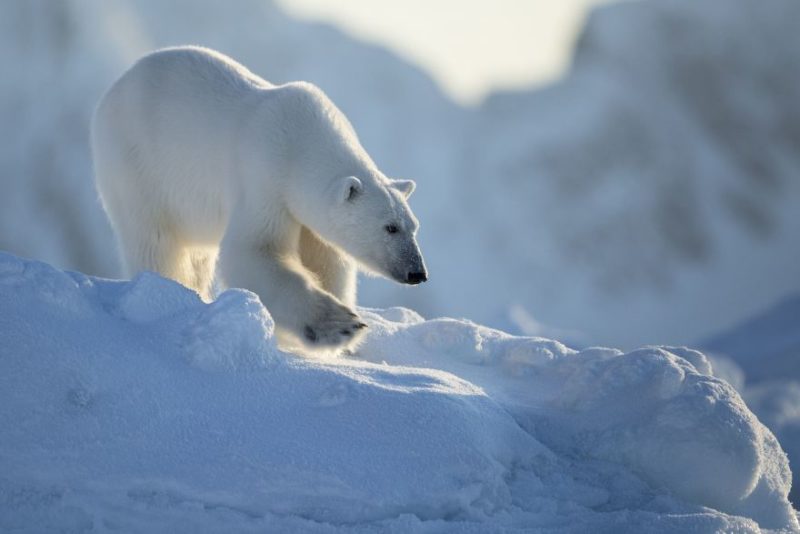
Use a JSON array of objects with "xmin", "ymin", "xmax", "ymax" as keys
[{"xmin": 91, "ymin": 46, "xmax": 426, "ymax": 352}]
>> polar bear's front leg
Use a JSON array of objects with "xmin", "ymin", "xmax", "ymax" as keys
[
  {"xmin": 218, "ymin": 239, "xmax": 366, "ymax": 351},
  {"xmin": 298, "ymin": 226, "xmax": 357, "ymax": 308}
]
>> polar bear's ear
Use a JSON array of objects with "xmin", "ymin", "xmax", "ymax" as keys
[
  {"xmin": 337, "ymin": 176, "xmax": 363, "ymax": 203},
  {"xmin": 392, "ymin": 179, "xmax": 416, "ymax": 198}
]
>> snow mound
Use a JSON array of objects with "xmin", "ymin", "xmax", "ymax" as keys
[
  {"xmin": 0, "ymin": 252, "xmax": 795, "ymax": 531},
  {"xmin": 0, "ymin": 253, "xmax": 543, "ymax": 530},
  {"xmin": 700, "ymin": 294, "xmax": 800, "ymax": 508},
  {"xmin": 359, "ymin": 311, "xmax": 796, "ymax": 529}
]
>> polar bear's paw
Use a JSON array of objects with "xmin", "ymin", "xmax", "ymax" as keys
[{"xmin": 303, "ymin": 294, "xmax": 367, "ymax": 348}]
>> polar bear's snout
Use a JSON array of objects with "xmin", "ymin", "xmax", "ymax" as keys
[{"xmin": 400, "ymin": 247, "xmax": 428, "ymax": 285}]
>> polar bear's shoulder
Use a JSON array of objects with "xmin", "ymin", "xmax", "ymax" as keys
[
  {"xmin": 271, "ymin": 81, "xmax": 328, "ymax": 109},
  {"xmin": 269, "ymin": 82, "xmax": 358, "ymax": 141},
  {"xmin": 129, "ymin": 46, "xmax": 271, "ymax": 91}
]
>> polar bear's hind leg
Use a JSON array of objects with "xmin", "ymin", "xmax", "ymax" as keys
[
  {"xmin": 116, "ymin": 218, "xmax": 216, "ymax": 301},
  {"xmin": 187, "ymin": 246, "xmax": 219, "ymax": 301}
]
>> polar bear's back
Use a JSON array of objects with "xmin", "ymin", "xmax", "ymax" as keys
[
  {"xmin": 92, "ymin": 47, "xmax": 274, "ymax": 244},
  {"xmin": 94, "ymin": 45, "xmax": 272, "ymax": 161},
  {"xmin": 129, "ymin": 46, "xmax": 272, "ymax": 95}
]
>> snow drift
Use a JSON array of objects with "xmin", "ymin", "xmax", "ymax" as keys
[
  {"xmin": 0, "ymin": 252, "xmax": 795, "ymax": 532},
  {"xmin": 700, "ymin": 294, "xmax": 800, "ymax": 509}
]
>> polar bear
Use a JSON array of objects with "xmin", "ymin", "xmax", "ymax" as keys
[{"xmin": 91, "ymin": 46, "xmax": 427, "ymax": 351}]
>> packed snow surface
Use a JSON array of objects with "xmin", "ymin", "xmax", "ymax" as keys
[
  {"xmin": 699, "ymin": 295, "xmax": 800, "ymax": 509},
  {"xmin": 1, "ymin": 252, "xmax": 796, "ymax": 532}
]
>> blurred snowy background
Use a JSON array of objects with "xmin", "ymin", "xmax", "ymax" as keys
[{"xmin": 2, "ymin": 0, "xmax": 799, "ymax": 502}]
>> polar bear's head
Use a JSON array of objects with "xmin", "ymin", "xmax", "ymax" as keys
[
  {"xmin": 275, "ymin": 82, "xmax": 427, "ymax": 285},
  {"xmin": 309, "ymin": 174, "xmax": 428, "ymax": 285}
]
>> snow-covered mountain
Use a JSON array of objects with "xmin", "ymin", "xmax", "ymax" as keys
[
  {"xmin": 702, "ymin": 295, "xmax": 800, "ymax": 384},
  {"xmin": 0, "ymin": 1, "xmax": 126, "ymax": 276},
  {"xmin": 1, "ymin": 0, "xmax": 798, "ymax": 348},
  {"xmin": 455, "ymin": 0, "xmax": 800, "ymax": 347},
  {"xmin": 1, "ymin": 251, "xmax": 795, "ymax": 531}
]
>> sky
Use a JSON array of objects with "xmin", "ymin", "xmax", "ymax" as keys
[{"xmin": 276, "ymin": 0, "xmax": 612, "ymax": 105}]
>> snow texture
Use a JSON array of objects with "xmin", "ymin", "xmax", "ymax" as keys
[
  {"xmin": 701, "ymin": 295, "xmax": 800, "ymax": 510},
  {"xmin": 0, "ymin": 252, "xmax": 796, "ymax": 532}
]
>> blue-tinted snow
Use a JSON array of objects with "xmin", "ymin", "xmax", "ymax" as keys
[{"xmin": 0, "ymin": 252, "xmax": 795, "ymax": 532}]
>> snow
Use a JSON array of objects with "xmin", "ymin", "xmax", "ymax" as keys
[
  {"xmin": 2, "ymin": 0, "xmax": 800, "ymax": 530},
  {"xmin": 702, "ymin": 295, "xmax": 800, "ymax": 384},
  {"xmin": 747, "ymin": 381, "xmax": 800, "ymax": 511},
  {"xmin": 1, "ymin": 251, "xmax": 796, "ymax": 532},
  {"xmin": 700, "ymin": 295, "xmax": 800, "ymax": 510},
  {"xmin": 456, "ymin": 0, "xmax": 800, "ymax": 347}
]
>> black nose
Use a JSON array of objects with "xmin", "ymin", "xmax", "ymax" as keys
[{"xmin": 406, "ymin": 271, "xmax": 428, "ymax": 284}]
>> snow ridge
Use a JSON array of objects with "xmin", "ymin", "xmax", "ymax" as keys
[{"xmin": 0, "ymin": 252, "xmax": 795, "ymax": 532}]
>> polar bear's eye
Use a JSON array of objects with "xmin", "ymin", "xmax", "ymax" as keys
[
  {"xmin": 347, "ymin": 185, "xmax": 359, "ymax": 201},
  {"xmin": 385, "ymin": 224, "xmax": 399, "ymax": 234}
]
